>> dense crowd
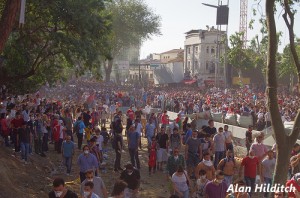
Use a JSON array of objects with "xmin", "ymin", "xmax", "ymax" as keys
[{"xmin": 0, "ymin": 81, "xmax": 299, "ymax": 198}]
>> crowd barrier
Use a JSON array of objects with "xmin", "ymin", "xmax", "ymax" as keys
[{"xmin": 166, "ymin": 111, "xmax": 299, "ymax": 147}]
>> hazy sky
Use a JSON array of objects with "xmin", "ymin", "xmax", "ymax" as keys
[{"xmin": 140, "ymin": 0, "xmax": 300, "ymax": 59}]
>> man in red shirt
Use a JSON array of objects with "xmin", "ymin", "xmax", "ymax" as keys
[
  {"xmin": 286, "ymin": 173, "xmax": 300, "ymax": 198},
  {"xmin": 126, "ymin": 106, "xmax": 135, "ymax": 121},
  {"xmin": 11, "ymin": 112, "xmax": 25, "ymax": 153},
  {"xmin": 239, "ymin": 150, "xmax": 262, "ymax": 197},
  {"xmin": 161, "ymin": 111, "xmax": 169, "ymax": 128}
]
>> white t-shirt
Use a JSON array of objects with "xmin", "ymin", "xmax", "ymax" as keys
[
  {"xmin": 96, "ymin": 135, "xmax": 104, "ymax": 151},
  {"xmin": 60, "ymin": 126, "xmax": 64, "ymax": 139},
  {"xmin": 135, "ymin": 123, "xmax": 143, "ymax": 135},
  {"xmin": 171, "ymin": 171, "xmax": 189, "ymax": 192}
]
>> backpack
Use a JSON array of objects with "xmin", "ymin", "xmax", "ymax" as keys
[{"xmin": 220, "ymin": 157, "xmax": 235, "ymax": 171}]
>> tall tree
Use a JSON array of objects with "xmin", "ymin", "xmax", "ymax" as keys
[
  {"xmin": 278, "ymin": 44, "xmax": 300, "ymax": 90},
  {"xmin": 0, "ymin": 0, "xmax": 112, "ymax": 93},
  {"xmin": 227, "ymin": 32, "xmax": 254, "ymax": 79},
  {"xmin": 0, "ymin": 0, "xmax": 20, "ymax": 53},
  {"xmin": 265, "ymin": 0, "xmax": 300, "ymax": 193},
  {"xmin": 104, "ymin": 0, "xmax": 161, "ymax": 82}
]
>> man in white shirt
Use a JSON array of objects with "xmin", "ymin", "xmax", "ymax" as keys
[{"xmin": 223, "ymin": 125, "xmax": 233, "ymax": 152}]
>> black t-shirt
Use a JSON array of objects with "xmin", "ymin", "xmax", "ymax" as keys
[
  {"xmin": 48, "ymin": 190, "xmax": 78, "ymax": 198},
  {"xmin": 204, "ymin": 127, "xmax": 217, "ymax": 137},
  {"xmin": 246, "ymin": 130, "xmax": 252, "ymax": 144},
  {"xmin": 135, "ymin": 110, "xmax": 143, "ymax": 119},
  {"xmin": 156, "ymin": 133, "xmax": 169, "ymax": 149},
  {"xmin": 82, "ymin": 113, "xmax": 91, "ymax": 126},
  {"xmin": 120, "ymin": 169, "xmax": 141, "ymax": 190},
  {"xmin": 19, "ymin": 127, "xmax": 31, "ymax": 143}
]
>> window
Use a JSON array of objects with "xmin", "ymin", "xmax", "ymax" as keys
[
  {"xmin": 150, "ymin": 73, "xmax": 153, "ymax": 78},
  {"xmin": 188, "ymin": 61, "xmax": 191, "ymax": 67},
  {"xmin": 188, "ymin": 47, "xmax": 191, "ymax": 54},
  {"xmin": 206, "ymin": 61, "xmax": 209, "ymax": 70},
  {"xmin": 195, "ymin": 46, "xmax": 199, "ymax": 54},
  {"xmin": 209, "ymin": 62, "xmax": 215, "ymax": 74},
  {"xmin": 194, "ymin": 60, "xmax": 199, "ymax": 67},
  {"xmin": 211, "ymin": 47, "xmax": 215, "ymax": 54},
  {"xmin": 206, "ymin": 46, "xmax": 209, "ymax": 53}
]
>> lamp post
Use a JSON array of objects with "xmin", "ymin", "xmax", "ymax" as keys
[{"xmin": 202, "ymin": 0, "xmax": 229, "ymax": 88}]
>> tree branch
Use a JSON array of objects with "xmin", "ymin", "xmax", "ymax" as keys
[
  {"xmin": 266, "ymin": 0, "xmax": 285, "ymax": 141},
  {"xmin": 282, "ymin": 0, "xmax": 300, "ymax": 80}
]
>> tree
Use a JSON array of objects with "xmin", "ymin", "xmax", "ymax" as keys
[
  {"xmin": 0, "ymin": 0, "xmax": 20, "ymax": 53},
  {"xmin": 265, "ymin": 0, "xmax": 300, "ymax": 193},
  {"xmin": 104, "ymin": 0, "xmax": 161, "ymax": 82},
  {"xmin": 227, "ymin": 32, "xmax": 254, "ymax": 79},
  {"xmin": 0, "ymin": 0, "xmax": 112, "ymax": 93},
  {"xmin": 278, "ymin": 44, "xmax": 300, "ymax": 90}
]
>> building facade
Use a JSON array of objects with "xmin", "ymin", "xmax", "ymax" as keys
[{"xmin": 184, "ymin": 26, "xmax": 226, "ymax": 86}]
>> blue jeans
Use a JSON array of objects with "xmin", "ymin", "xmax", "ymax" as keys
[
  {"xmin": 20, "ymin": 142, "xmax": 30, "ymax": 161},
  {"xmin": 264, "ymin": 177, "xmax": 272, "ymax": 197},
  {"xmin": 224, "ymin": 175, "xmax": 233, "ymax": 188},
  {"xmin": 146, "ymin": 135, "xmax": 153, "ymax": 146},
  {"xmin": 129, "ymin": 148, "xmax": 140, "ymax": 169},
  {"xmin": 244, "ymin": 176, "xmax": 255, "ymax": 196},
  {"xmin": 214, "ymin": 151, "xmax": 225, "ymax": 168},
  {"xmin": 64, "ymin": 156, "xmax": 72, "ymax": 174},
  {"xmin": 175, "ymin": 189, "xmax": 189, "ymax": 198}
]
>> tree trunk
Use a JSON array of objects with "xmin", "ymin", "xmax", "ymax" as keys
[
  {"xmin": 104, "ymin": 59, "xmax": 113, "ymax": 82},
  {"xmin": 0, "ymin": 0, "xmax": 20, "ymax": 53},
  {"xmin": 266, "ymin": 1, "xmax": 300, "ymax": 196}
]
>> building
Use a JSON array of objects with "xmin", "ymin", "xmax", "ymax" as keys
[
  {"xmin": 130, "ymin": 49, "xmax": 184, "ymax": 86},
  {"xmin": 184, "ymin": 26, "xmax": 226, "ymax": 87}
]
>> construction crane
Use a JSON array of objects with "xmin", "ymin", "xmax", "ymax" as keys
[{"xmin": 240, "ymin": 0, "xmax": 248, "ymax": 48}]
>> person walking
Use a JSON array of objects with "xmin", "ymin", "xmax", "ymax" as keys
[
  {"xmin": 128, "ymin": 124, "xmax": 141, "ymax": 170},
  {"xmin": 120, "ymin": 163, "xmax": 141, "ymax": 198},
  {"xmin": 171, "ymin": 166, "xmax": 190, "ymax": 198},
  {"xmin": 204, "ymin": 170, "xmax": 228, "ymax": 198},
  {"xmin": 80, "ymin": 169, "xmax": 108, "ymax": 198},
  {"xmin": 213, "ymin": 127, "xmax": 226, "ymax": 168},
  {"xmin": 239, "ymin": 150, "xmax": 262, "ymax": 197},
  {"xmin": 62, "ymin": 135, "xmax": 75, "ymax": 175},
  {"xmin": 156, "ymin": 126, "xmax": 169, "ymax": 171},
  {"xmin": 217, "ymin": 150, "xmax": 237, "ymax": 187},
  {"xmin": 166, "ymin": 148, "xmax": 185, "ymax": 178},
  {"xmin": 113, "ymin": 133, "xmax": 123, "ymax": 172},
  {"xmin": 77, "ymin": 145, "xmax": 99, "ymax": 182},
  {"xmin": 48, "ymin": 178, "xmax": 78, "ymax": 198},
  {"xmin": 74, "ymin": 116, "xmax": 86, "ymax": 150},
  {"xmin": 245, "ymin": 125, "xmax": 253, "ymax": 156}
]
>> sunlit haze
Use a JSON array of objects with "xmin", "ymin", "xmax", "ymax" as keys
[{"xmin": 140, "ymin": 0, "xmax": 300, "ymax": 59}]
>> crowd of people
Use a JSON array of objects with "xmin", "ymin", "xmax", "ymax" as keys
[{"xmin": 0, "ymin": 81, "xmax": 299, "ymax": 198}]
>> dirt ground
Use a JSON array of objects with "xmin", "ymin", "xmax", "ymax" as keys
[{"xmin": 0, "ymin": 131, "xmax": 265, "ymax": 198}]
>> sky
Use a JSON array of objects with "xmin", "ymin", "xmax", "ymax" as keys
[{"xmin": 140, "ymin": 0, "xmax": 300, "ymax": 59}]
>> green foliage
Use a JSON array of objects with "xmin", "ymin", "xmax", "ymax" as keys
[
  {"xmin": 107, "ymin": 0, "xmax": 161, "ymax": 56},
  {"xmin": 227, "ymin": 32, "xmax": 254, "ymax": 74},
  {"xmin": 0, "ymin": 0, "xmax": 112, "ymax": 93},
  {"xmin": 278, "ymin": 43, "xmax": 300, "ymax": 77}
]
